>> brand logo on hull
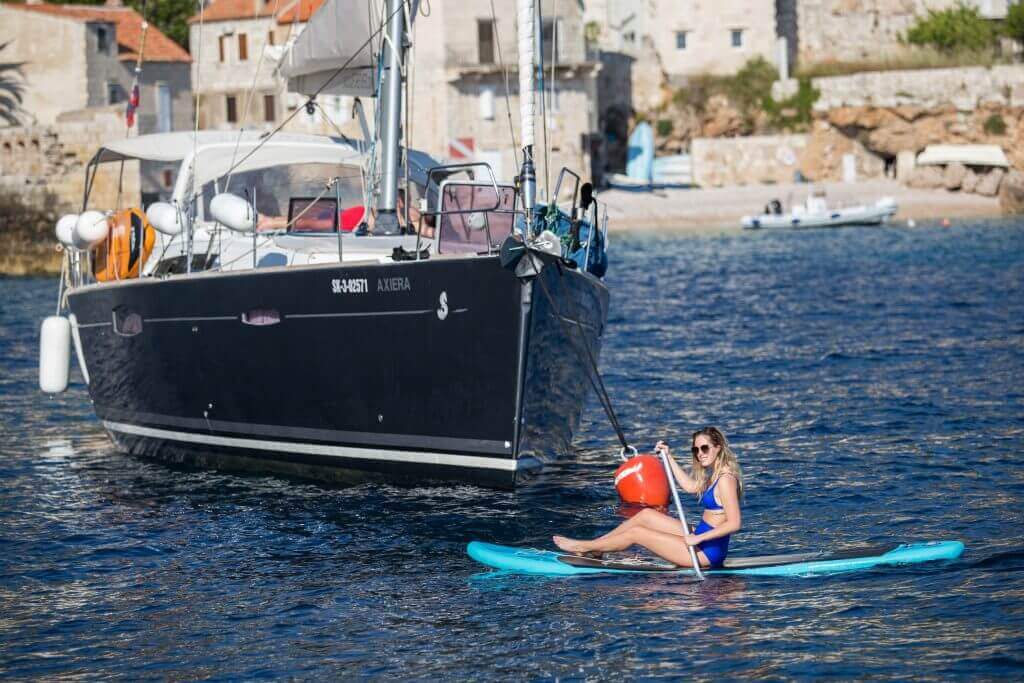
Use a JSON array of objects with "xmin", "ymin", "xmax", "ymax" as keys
[{"xmin": 437, "ymin": 291, "xmax": 449, "ymax": 320}]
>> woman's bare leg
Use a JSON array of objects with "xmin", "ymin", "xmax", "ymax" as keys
[
  {"xmin": 554, "ymin": 527, "xmax": 709, "ymax": 567},
  {"xmin": 606, "ymin": 508, "xmax": 687, "ymax": 539},
  {"xmin": 554, "ymin": 508, "xmax": 688, "ymax": 555}
]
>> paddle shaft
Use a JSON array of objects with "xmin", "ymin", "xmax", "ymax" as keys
[{"xmin": 658, "ymin": 449, "xmax": 705, "ymax": 579}]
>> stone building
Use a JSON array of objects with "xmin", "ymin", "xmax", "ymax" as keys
[
  {"xmin": 408, "ymin": 0, "xmax": 600, "ymax": 188},
  {"xmin": 189, "ymin": 0, "xmax": 600, "ymax": 188},
  {"xmin": 0, "ymin": 0, "xmax": 192, "ymax": 202},
  {"xmin": 786, "ymin": 0, "xmax": 1009, "ymax": 66},
  {"xmin": 584, "ymin": 0, "xmax": 781, "ymax": 81},
  {"xmin": 0, "ymin": 0, "xmax": 191, "ymax": 130},
  {"xmin": 188, "ymin": 0, "xmax": 358, "ymax": 136}
]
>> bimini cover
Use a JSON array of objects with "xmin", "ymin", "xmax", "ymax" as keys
[
  {"xmin": 88, "ymin": 131, "xmax": 350, "ymax": 165},
  {"xmin": 170, "ymin": 138, "xmax": 438, "ymax": 204},
  {"xmin": 278, "ymin": 0, "xmax": 383, "ymax": 97}
]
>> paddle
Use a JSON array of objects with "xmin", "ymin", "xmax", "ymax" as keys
[{"xmin": 656, "ymin": 445, "xmax": 705, "ymax": 580}]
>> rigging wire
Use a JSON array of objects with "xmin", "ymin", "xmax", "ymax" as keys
[
  {"xmin": 533, "ymin": 268, "xmax": 630, "ymax": 451},
  {"xmin": 214, "ymin": 2, "xmax": 405, "ymax": 190},
  {"xmin": 489, "ymin": 0, "xmax": 518, "ymax": 169},
  {"xmin": 224, "ymin": 0, "xmax": 285, "ymax": 194}
]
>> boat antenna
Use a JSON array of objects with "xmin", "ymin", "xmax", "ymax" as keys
[{"xmin": 517, "ymin": 0, "xmax": 536, "ymax": 234}]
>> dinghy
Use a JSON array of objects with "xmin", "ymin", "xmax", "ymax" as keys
[{"xmin": 743, "ymin": 191, "xmax": 897, "ymax": 230}]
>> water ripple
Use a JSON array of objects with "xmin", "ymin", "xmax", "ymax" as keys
[{"xmin": 2, "ymin": 219, "xmax": 1023, "ymax": 677}]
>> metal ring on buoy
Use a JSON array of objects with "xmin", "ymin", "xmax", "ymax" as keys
[{"xmin": 619, "ymin": 445, "xmax": 638, "ymax": 462}]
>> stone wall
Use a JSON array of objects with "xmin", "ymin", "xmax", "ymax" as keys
[
  {"xmin": 770, "ymin": 64, "xmax": 1024, "ymax": 190},
  {"xmin": 793, "ymin": 0, "xmax": 1006, "ymax": 66},
  {"xmin": 810, "ymin": 65, "xmax": 1024, "ymax": 112},
  {"xmin": 691, "ymin": 135, "xmax": 808, "ymax": 187},
  {"xmin": 0, "ymin": 108, "xmax": 141, "ymax": 214},
  {"xmin": 691, "ymin": 131, "xmax": 886, "ymax": 187}
]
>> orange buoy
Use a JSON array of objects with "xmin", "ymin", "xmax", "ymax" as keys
[
  {"xmin": 614, "ymin": 454, "xmax": 670, "ymax": 507},
  {"xmin": 92, "ymin": 207, "xmax": 155, "ymax": 282}
]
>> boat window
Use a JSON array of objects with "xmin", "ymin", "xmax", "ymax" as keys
[
  {"xmin": 241, "ymin": 309, "xmax": 281, "ymax": 326},
  {"xmin": 288, "ymin": 197, "xmax": 338, "ymax": 233},
  {"xmin": 437, "ymin": 183, "xmax": 517, "ymax": 255},
  {"xmin": 200, "ymin": 163, "xmax": 364, "ymax": 228},
  {"xmin": 112, "ymin": 307, "xmax": 143, "ymax": 337}
]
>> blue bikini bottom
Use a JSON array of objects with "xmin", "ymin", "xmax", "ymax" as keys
[{"xmin": 694, "ymin": 520, "xmax": 730, "ymax": 568}]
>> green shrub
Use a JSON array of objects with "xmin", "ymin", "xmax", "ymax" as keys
[
  {"xmin": 671, "ymin": 57, "xmax": 819, "ymax": 134},
  {"xmin": 656, "ymin": 119, "xmax": 674, "ymax": 137},
  {"xmin": 984, "ymin": 113, "xmax": 1007, "ymax": 135},
  {"xmin": 1006, "ymin": 1, "xmax": 1024, "ymax": 43},
  {"xmin": 905, "ymin": 4, "xmax": 997, "ymax": 53},
  {"xmin": 723, "ymin": 57, "xmax": 778, "ymax": 119},
  {"xmin": 763, "ymin": 77, "xmax": 820, "ymax": 133}
]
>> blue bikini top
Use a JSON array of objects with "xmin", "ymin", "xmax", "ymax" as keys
[{"xmin": 701, "ymin": 477, "xmax": 725, "ymax": 511}]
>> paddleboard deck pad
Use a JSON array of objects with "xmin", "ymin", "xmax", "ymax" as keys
[{"xmin": 467, "ymin": 540, "xmax": 964, "ymax": 577}]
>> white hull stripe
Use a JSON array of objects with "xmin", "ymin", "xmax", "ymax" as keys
[{"xmin": 104, "ymin": 421, "xmax": 519, "ymax": 472}]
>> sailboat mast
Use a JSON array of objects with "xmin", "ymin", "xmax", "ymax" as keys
[
  {"xmin": 517, "ymin": 0, "xmax": 536, "ymax": 233},
  {"xmin": 375, "ymin": 0, "xmax": 406, "ymax": 235}
]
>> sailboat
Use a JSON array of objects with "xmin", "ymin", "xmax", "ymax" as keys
[{"xmin": 39, "ymin": 0, "xmax": 611, "ymax": 488}]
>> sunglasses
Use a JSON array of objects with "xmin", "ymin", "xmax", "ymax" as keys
[{"xmin": 692, "ymin": 444, "xmax": 714, "ymax": 456}]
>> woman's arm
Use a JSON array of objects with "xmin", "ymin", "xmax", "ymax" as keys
[
  {"xmin": 655, "ymin": 441, "xmax": 700, "ymax": 494},
  {"xmin": 689, "ymin": 473, "xmax": 742, "ymax": 544}
]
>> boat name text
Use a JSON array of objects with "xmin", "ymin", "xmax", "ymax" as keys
[{"xmin": 378, "ymin": 277, "xmax": 411, "ymax": 293}]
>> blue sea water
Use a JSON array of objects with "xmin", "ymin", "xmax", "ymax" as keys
[{"xmin": 1, "ymin": 219, "xmax": 1023, "ymax": 679}]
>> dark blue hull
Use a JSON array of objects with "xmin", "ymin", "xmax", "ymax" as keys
[{"xmin": 67, "ymin": 256, "xmax": 608, "ymax": 488}]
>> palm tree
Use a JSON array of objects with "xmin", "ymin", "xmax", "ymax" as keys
[{"xmin": 0, "ymin": 40, "xmax": 26, "ymax": 127}]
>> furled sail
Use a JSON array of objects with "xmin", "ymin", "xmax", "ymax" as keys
[
  {"xmin": 517, "ymin": 0, "xmax": 535, "ymax": 150},
  {"xmin": 279, "ymin": 0, "xmax": 382, "ymax": 97}
]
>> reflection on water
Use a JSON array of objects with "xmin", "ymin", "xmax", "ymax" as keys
[{"xmin": 1, "ymin": 219, "xmax": 1023, "ymax": 678}]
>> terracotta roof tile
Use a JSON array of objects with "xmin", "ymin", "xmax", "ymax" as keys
[
  {"xmin": 6, "ymin": 3, "xmax": 191, "ymax": 63},
  {"xmin": 188, "ymin": 0, "xmax": 276, "ymax": 24},
  {"xmin": 276, "ymin": 0, "xmax": 325, "ymax": 24}
]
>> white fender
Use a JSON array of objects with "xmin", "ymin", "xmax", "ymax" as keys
[
  {"xmin": 73, "ymin": 210, "xmax": 109, "ymax": 249},
  {"xmin": 39, "ymin": 315, "xmax": 71, "ymax": 393},
  {"xmin": 55, "ymin": 214, "xmax": 79, "ymax": 247},
  {"xmin": 146, "ymin": 201, "xmax": 183, "ymax": 236},
  {"xmin": 210, "ymin": 193, "xmax": 257, "ymax": 233}
]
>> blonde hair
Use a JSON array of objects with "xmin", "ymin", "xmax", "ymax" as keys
[{"xmin": 691, "ymin": 426, "xmax": 744, "ymax": 501}]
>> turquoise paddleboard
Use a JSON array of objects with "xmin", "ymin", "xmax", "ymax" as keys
[{"xmin": 467, "ymin": 540, "xmax": 965, "ymax": 577}]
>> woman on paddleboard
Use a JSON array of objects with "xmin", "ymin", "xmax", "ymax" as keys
[{"xmin": 553, "ymin": 427, "xmax": 743, "ymax": 568}]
